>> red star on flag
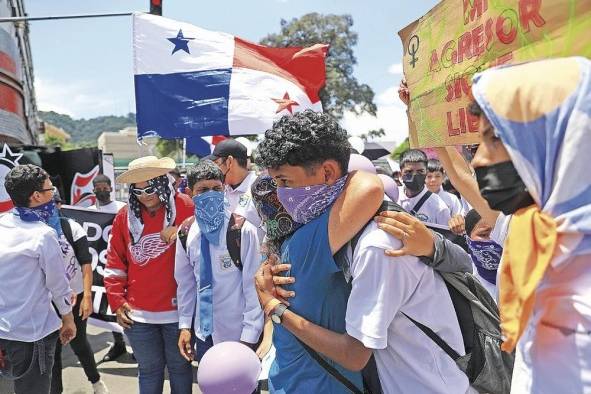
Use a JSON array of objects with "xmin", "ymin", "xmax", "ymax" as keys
[{"xmin": 272, "ymin": 92, "xmax": 299, "ymax": 114}]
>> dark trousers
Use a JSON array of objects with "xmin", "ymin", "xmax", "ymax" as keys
[
  {"xmin": 0, "ymin": 331, "xmax": 59, "ymax": 394},
  {"xmin": 51, "ymin": 293, "xmax": 100, "ymax": 394},
  {"xmin": 112, "ymin": 331, "xmax": 125, "ymax": 345}
]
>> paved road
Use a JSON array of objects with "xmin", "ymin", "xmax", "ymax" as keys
[{"xmin": 1, "ymin": 325, "xmax": 203, "ymax": 394}]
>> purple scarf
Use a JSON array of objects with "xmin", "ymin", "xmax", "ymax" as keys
[
  {"xmin": 465, "ymin": 236, "xmax": 502, "ymax": 285},
  {"xmin": 276, "ymin": 175, "xmax": 348, "ymax": 224}
]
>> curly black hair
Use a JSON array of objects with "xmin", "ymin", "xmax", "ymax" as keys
[
  {"xmin": 255, "ymin": 110, "xmax": 351, "ymax": 174},
  {"xmin": 5, "ymin": 164, "xmax": 50, "ymax": 207},
  {"xmin": 187, "ymin": 160, "xmax": 224, "ymax": 189}
]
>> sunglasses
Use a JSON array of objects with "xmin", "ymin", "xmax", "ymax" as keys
[{"xmin": 131, "ymin": 186, "xmax": 157, "ymax": 196}]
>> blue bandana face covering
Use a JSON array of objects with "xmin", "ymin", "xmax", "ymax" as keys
[
  {"xmin": 193, "ymin": 190, "xmax": 226, "ymax": 245},
  {"xmin": 15, "ymin": 200, "xmax": 63, "ymax": 237},
  {"xmin": 465, "ymin": 236, "xmax": 503, "ymax": 285}
]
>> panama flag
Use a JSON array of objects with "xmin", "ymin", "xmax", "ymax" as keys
[{"xmin": 133, "ymin": 13, "xmax": 328, "ymax": 140}]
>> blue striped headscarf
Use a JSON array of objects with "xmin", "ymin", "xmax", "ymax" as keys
[{"xmin": 472, "ymin": 56, "xmax": 591, "ymax": 268}]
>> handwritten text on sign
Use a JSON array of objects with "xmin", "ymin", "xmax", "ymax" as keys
[{"xmin": 398, "ymin": 0, "xmax": 591, "ymax": 148}]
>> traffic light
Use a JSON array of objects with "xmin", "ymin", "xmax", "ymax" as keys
[{"xmin": 150, "ymin": 0, "xmax": 162, "ymax": 16}]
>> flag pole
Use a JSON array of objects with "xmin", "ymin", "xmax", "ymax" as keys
[
  {"xmin": 0, "ymin": 12, "xmax": 133, "ymax": 23},
  {"xmin": 182, "ymin": 138, "xmax": 187, "ymax": 169}
]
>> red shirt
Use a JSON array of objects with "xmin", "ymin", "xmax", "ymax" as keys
[{"xmin": 105, "ymin": 193, "xmax": 194, "ymax": 323}]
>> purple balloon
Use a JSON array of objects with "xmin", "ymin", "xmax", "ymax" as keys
[
  {"xmin": 198, "ymin": 341, "xmax": 261, "ymax": 394},
  {"xmin": 378, "ymin": 174, "xmax": 399, "ymax": 203},
  {"xmin": 348, "ymin": 153, "xmax": 376, "ymax": 174}
]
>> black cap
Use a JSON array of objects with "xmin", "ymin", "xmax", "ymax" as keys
[
  {"xmin": 204, "ymin": 139, "xmax": 248, "ymax": 161},
  {"xmin": 464, "ymin": 209, "xmax": 482, "ymax": 237}
]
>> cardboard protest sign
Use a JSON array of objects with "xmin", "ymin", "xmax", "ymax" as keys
[{"xmin": 398, "ymin": 0, "xmax": 591, "ymax": 148}]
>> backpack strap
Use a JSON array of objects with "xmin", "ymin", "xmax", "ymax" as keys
[
  {"xmin": 401, "ymin": 312, "xmax": 461, "ymax": 361},
  {"xmin": 178, "ymin": 216, "xmax": 195, "ymax": 252},
  {"xmin": 226, "ymin": 213, "xmax": 244, "ymax": 271},
  {"xmin": 296, "ymin": 338, "xmax": 364, "ymax": 394},
  {"xmin": 410, "ymin": 190, "xmax": 432, "ymax": 216}
]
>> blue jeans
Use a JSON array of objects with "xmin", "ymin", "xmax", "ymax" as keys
[{"xmin": 125, "ymin": 322, "xmax": 193, "ymax": 394}]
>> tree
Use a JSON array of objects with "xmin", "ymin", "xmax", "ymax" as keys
[
  {"xmin": 43, "ymin": 135, "xmax": 78, "ymax": 151},
  {"xmin": 358, "ymin": 128, "xmax": 385, "ymax": 142},
  {"xmin": 39, "ymin": 111, "xmax": 137, "ymax": 147},
  {"xmin": 155, "ymin": 139, "xmax": 181, "ymax": 158},
  {"xmin": 391, "ymin": 137, "xmax": 409, "ymax": 160},
  {"xmin": 260, "ymin": 13, "xmax": 376, "ymax": 120}
]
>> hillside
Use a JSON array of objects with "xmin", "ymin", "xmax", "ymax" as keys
[{"xmin": 39, "ymin": 111, "xmax": 137, "ymax": 146}]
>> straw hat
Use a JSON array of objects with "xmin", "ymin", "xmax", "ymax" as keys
[{"xmin": 116, "ymin": 156, "xmax": 176, "ymax": 184}]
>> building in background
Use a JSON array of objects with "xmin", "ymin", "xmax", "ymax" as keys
[
  {"xmin": 97, "ymin": 126, "xmax": 158, "ymax": 167},
  {"xmin": 0, "ymin": 0, "xmax": 39, "ymax": 145}
]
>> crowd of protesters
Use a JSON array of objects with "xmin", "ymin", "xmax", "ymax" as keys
[{"xmin": 0, "ymin": 56, "xmax": 589, "ymax": 394}]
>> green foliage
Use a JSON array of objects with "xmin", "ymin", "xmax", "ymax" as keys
[
  {"xmin": 43, "ymin": 134, "xmax": 78, "ymax": 151},
  {"xmin": 359, "ymin": 128, "xmax": 385, "ymax": 142},
  {"xmin": 260, "ymin": 13, "xmax": 376, "ymax": 120},
  {"xmin": 39, "ymin": 111, "xmax": 136, "ymax": 146},
  {"xmin": 391, "ymin": 137, "xmax": 409, "ymax": 160},
  {"xmin": 155, "ymin": 139, "xmax": 181, "ymax": 158}
]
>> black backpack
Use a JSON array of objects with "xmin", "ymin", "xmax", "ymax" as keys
[
  {"xmin": 303, "ymin": 201, "xmax": 514, "ymax": 394},
  {"xmin": 178, "ymin": 213, "xmax": 245, "ymax": 270}
]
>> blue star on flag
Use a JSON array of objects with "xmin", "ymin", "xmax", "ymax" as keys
[{"xmin": 167, "ymin": 29, "xmax": 194, "ymax": 55}]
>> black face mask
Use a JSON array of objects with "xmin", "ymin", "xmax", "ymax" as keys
[
  {"xmin": 475, "ymin": 161, "xmax": 535, "ymax": 215},
  {"xmin": 94, "ymin": 190, "xmax": 111, "ymax": 203},
  {"xmin": 402, "ymin": 173, "xmax": 427, "ymax": 193}
]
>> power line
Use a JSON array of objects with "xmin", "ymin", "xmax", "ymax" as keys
[{"xmin": 0, "ymin": 12, "xmax": 134, "ymax": 23}]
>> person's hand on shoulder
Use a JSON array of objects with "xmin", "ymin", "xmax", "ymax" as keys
[{"xmin": 374, "ymin": 211, "xmax": 435, "ymax": 258}]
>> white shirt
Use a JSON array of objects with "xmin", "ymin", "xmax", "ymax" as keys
[
  {"xmin": 398, "ymin": 187, "xmax": 451, "ymax": 226},
  {"xmin": 491, "ymin": 212, "xmax": 511, "ymax": 247},
  {"xmin": 0, "ymin": 213, "xmax": 73, "ymax": 342},
  {"xmin": 226, "ymin": 171, "xmax": 262, "ymax": 230},
  {"xmin": 174, "ymin": 212, "xmax": 263, "ymax": 344},
  {"xmin": 512, "ymin": 253, "xmax": 591, "ymax": 394},
  {"xmin": 436, "ymin": 187, "xmax": 465, "ymax": 217},
  {"xmin": 345, "ymin": 222, "xmax": 473, "ymax": 394},
  {"xmin": 88, "ymin": 200, "xmax": 126, "ymax": 214},
  {"xmin": 460, "ymin": 196, "xmax": 472, "ymax": 214},
  {"xmin": 59, "ymin": 219, "xmax": 88, "ymax": 294}
]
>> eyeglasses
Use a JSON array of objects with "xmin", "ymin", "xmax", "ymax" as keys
[
  {"xmin": 38, "ymin": 186, "xmax": 56, "ymax": 194},
  {"xmin": 131, "ymin": 186, "xmax": 157, "ymax": 196}
]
